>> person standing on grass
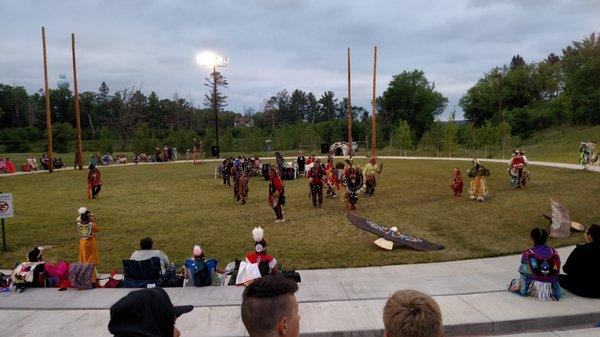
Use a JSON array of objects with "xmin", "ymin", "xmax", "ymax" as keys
[
  {"xmin": 87, "ymin": 164, "xmax": 102, "ymax": 199},
  {"xmin": 297, "ymin": 151, "xmax": 305, "ymax": 177},
  {"xmin": 268, "ymin": 168, "xmax": 285, "ymax": 222},
  {"xmin": 307, "ymin": 159, "xmax": 324, "ymax": 207},
  {"xmin": 77, "ymin": 207, "xmax": 99, "ymax": 266}
]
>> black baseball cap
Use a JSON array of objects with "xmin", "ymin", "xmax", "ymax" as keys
[{"xmin": 109, "ymin": 288, "xmax": 193, "ymax": 336}]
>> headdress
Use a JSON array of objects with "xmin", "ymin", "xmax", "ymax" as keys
[
  {"xmin": 193, "ymin": 245, "xmax": 202, "ymax": 257},
  {"xmin": 252, "ymin": 227, "xmax": 266, "ymax": 253}
]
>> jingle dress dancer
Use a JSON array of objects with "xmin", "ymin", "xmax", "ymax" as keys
[{"xmin": 77, "ymin": 207, "xmax": 99, "ymax": 265}]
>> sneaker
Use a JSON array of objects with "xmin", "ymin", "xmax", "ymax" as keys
[{"xmin": 274, "ymin": 218, "xmax": 286, "ymax": 223}]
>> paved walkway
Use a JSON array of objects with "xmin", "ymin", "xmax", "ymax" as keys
[{"xmin": 1, "ymin": 246, "xmax": 599, "ymax": 336}]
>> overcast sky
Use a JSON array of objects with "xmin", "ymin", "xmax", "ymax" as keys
[{"xmin": 1, "ymin": 0, "xmax": 599, "ymax": 120}]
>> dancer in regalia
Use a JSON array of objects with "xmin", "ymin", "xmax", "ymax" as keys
[
  {"xmin": 451, "ymin": 168, "xmax": 463, "ymax": 197},
  {"xmin": 77, "ymin": 207, "xmax": 99, "ymax": 265},
  {"xmin": 87, "ymin": 164, "xmax": 103, "ymax": 199},
  {"xmin": 324, "ymin": 159, "xmax": 338, "ymax": 198},
  {"xmin": 363, "ymin": 157, "xmax": 382, "ymax": 197},
  {"xmin": 508, "ymin": 150, "xmax": 528, "ymax": 188},
  {"xmin": 342, "ymin": 159, "xmax": 363, "ymax": 210},
  {"xmin": 221, "ymin": 157, "xmax": 232, "ymax": 187},
  {"xmin": 579, "ymin": 141, "xmax": 598, "ymax": 170},
  {"xmin": 508, "ymin": 228, "xmax": 562, "ymax": 301},
  {"xmin": 467, "ymin": 158, "xmax": 490, "ymax": 202},
  {"xmin": 307, "ymin": 160, "xmax": 324, "ymax": 207},
  {"xmin": 268, "ymin": 168, "xmax": 285, "ymax": 222},
  {"xmin": 237, "ymin": 166, "xmax": 251, "ymax": 205}
]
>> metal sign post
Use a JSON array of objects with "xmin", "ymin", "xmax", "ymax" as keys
[{"xmin": 0, "ymin": 192, "xmax": 14, "ymax": 251}]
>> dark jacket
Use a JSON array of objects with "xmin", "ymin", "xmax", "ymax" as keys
[{"xmin": 560, "ymin": 242, "xmax": 600, "ymax": 298}]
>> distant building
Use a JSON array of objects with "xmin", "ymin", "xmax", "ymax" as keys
[{"xmin": 234, "ymin": 116, "xmax": 254, "ymax": 128}]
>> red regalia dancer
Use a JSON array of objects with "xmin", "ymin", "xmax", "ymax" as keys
[
  {"xmin": 451, "ymin": 168, "xmax": 464, "ymax": 197},
  {"xmin": 508, "ymin": 150, "xmax": 528, "ymax": 188},
  {"xmin": 307, "ymin": 160, "xmax": 324, "ymax": 207},
  {"xmin": 87, "ymin": 164, "xmax": 103, "ymax": 199},
  {"xmin": 268, "ymin": 168, "xmax": 285, "ymax": 222},
  {"xmin": 324, "ymin": 159, "xmax": 338, "ymax": 198}
]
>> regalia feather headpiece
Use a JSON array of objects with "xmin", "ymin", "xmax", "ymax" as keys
[
  {"xmin": 77, "ymin": 207, "xmax": 88, "ymax": 222},
  {"xmin": 253, "ymin": 227, "xmax": 266, "ymax": 253},
  {"xmin": 193, "ymin": 245, "xmax": 202, "ymax": 257}
]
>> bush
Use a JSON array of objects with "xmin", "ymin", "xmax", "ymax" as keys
[{"xmin": 51, "ymin": 122, "xmax": 75, "ymax": 152}]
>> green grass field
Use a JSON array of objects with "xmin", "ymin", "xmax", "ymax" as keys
[{"xmin": 1, "ymin": 159, "xmax": 599, "ymax": 272}]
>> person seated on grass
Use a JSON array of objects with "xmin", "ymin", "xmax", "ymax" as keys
[
  {"xmin": 131, "ymin": 237, "xmax": 173, "ymax": 275},
  {"xmin": 246, "ymin": 227, "xmax": 279, "ymax": 276},
  {"xmin": 183, "ymin": 245, "xmax": 225, "ymax": 287},
  {"xmin": 508, "ymin": 228, "xmax": 562, "ymax": 301},
  {"xmin": 5, "ymin": 158, "xmax": 15, "ymax": 174},
  {"xmin": 11, "ymin": 247, "xmax": 46, "ymax": 291},
  {"xmin": 241, "ymin": 275, "xmax": 300, "ymax": 337},
  {"xmin": 0, "ymin": 157, "xmax": 7, "ymax": 173},
  {"xmin": 41, "ymin": 153, "xmax": 49, "ymax": 170},
  {"xmin": 383, "ymin": 289, "xmax": 443, "ymax": 337},
  {"xmin": 108, "ymin": 287, "xmax": 193, "ymax": 337},
  {"xmin": 26, "ymin": 154, "xmax": 37, "ymax": 170},
  {"xmin": 559, "ymin": 224, "xmax": 600, "ymax": 298}
]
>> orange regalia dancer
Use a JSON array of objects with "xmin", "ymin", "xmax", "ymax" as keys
[
  {"xmin": 77, "ymin": 207, "xmax": 99, "ymax": 265},
  {"xmin": 467, "ymin": 159, "xmax": 491, "ymax": 202},
  {"xmin": 451, "ymin": 168, "xmax": 463, "ymax": 197},
  {"xmin": 87, "ymin": 164, "xmax": 102, "ymax": 199}
]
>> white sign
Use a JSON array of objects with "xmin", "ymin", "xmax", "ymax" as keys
[{"xmin": 0, "ymin": 193, "xmax": 14, "ymax": 219}]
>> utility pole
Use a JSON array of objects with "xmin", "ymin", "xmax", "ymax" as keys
[
  {"xmin": 212, "ymin": 65, "xmax": 219, "ymax": 157},
  {"xmin": 42, "ymin": 27, "xmax": 54, "ymax": 172},
  {"xmin": 371, "ymin": 46, "xmax": 378, "ymax": 159},
  {"xmin": 347, "ymin": 48, "xmax": 353, "ymax": 157},
  {"xmin": 72, "ymin": 33, "xmax": 83, "ymax": 170}
]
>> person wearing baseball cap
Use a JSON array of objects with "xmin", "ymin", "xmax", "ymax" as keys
[{"xmin": 108, "ymin": 287, "xmax": 193, "ymax": 337}]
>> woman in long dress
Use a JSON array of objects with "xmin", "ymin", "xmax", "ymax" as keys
[{"xmin": 77, "ymin": 207, "xmax": 99, "ymax": 265}]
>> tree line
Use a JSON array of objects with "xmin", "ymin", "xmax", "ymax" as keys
[{"xmin": 1, "ymin": 33, "xmax": 598, "ymax": 156}]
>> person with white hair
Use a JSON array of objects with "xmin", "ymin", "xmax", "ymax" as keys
[{"xmin": 245, "ymin": 227, "xmax": 279, "ymax": 276}]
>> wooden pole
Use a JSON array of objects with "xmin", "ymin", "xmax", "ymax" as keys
[
  {"xmin": 370, "ymin": 46, "xmax": 378, "ymax": 158},
  {"xmin": 42, "ymin": 27, "xmax": 54, "ymax": 172},
  {"xmin": 347, "ymin": 48, "xmax": 353, "ymax": 157},
  {"xmin": 72, "ymin": 33, "xmax": 83, "ymax": 170}
]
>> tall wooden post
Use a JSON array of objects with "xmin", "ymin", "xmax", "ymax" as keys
[
  {"xmin": 370, "ymin": 46, "xmax": 378, "ymax": 158},
  {"xmin": 346, "ymin": 48, "xmax": 353, "ymax": 157},
  {"xmin": 42, "ymin": 27, "xmax": 54, "ymax": 172},
  {"xmin": 212, "ymin": 65, "xmax": 220, "ymax": 158},
  {"xmin": 71, "ymin": 33, "xmax": 83, "ymax": 170}
]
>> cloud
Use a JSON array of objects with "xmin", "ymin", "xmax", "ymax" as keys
[{"xmin": 0, "ymin": 0, "xmax": 598, "ymax": 120}]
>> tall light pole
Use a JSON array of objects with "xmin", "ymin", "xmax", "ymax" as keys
[{"xmin": 196, "ymin": 52, "xmax": 228, "ymax": 158}]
